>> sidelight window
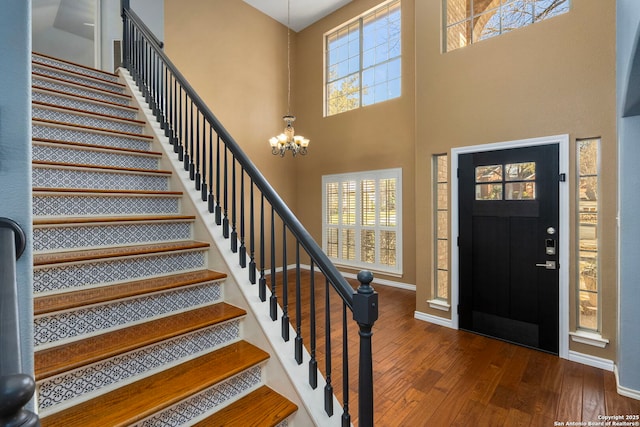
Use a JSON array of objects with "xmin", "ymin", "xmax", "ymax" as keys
[
  {"xmin": 322, "ymin": 168, "xmax": 402, "ymax": 274},
  {"xmin": 576, "ymin": 138, "xmax": 600, "ymax": 331},
  {"xmin": 433, "ymin": 154, "xmax": 449, "ymax": 301}
]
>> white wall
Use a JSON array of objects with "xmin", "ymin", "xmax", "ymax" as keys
[
  {"xmin": 617, "ymin": 0, "xmax": 640, "ymax": 396},
  {"xmin": 0, "ymin": 0, "xmax": 34, "ymax": 382},
  {"xmin": 100, "ymin": 0, "xmax": 164, "ymax": 72}
]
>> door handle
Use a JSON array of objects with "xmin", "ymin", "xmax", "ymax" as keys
[{"xmin": 535, "ymin": 260, "xmax": 556, "ymax": 270}]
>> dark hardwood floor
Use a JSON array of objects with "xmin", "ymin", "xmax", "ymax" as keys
[{"xmin": 272, "ymin": 270, "xmax": 640, "ymax": 426}]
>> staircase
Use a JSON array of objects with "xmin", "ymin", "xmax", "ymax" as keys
[{"xmin": 31, "ymin": 52, "xmax": 298, "ymax": 426}]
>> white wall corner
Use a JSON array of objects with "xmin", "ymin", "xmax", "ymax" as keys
[{"xmin": 615, "ymin": 365, "xmax": 640, "ymax": 401}]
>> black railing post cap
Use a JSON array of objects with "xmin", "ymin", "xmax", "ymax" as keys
[{"xmin": 357, "ymin": 270, "xmax": 374, "ymax": 294}]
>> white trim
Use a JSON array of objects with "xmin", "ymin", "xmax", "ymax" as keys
[
  {"xmin": 569, "ymin": 330, "xmax": 609, "ymax": 348},
  {"xmin": 321, "ymin": 168, "xmax": 403, "ymax": 275},
  {"xmin": 615, "ymin": 366, "xmax": 640, "ymax": 401},
  {"xmin": 294, "ymin": 264, "xmax": 416, "ymax": 291},
  {"xmin": 568, "ymin": 350, "xmax": 614, "ymax": 372},
  {"xmin": 427, "ymin": 299, "xmax": 450, "ymax": 312},
  {"xmin": 451, "ymin": 134, "xmax": 570, "ymax": 359},
  {"xmin": 414, "ymin": 310, "xmax": 455, "ymax": 329}
]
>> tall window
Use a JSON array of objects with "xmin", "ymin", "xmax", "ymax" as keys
[
  {"xmin": 322, "ymin": 168, "xmax": 402, "ymax": 274},
  {"xmin": 577, "ymin": 138, "xmax": 600, "ymax": 331},
  {"xmin": 325, "ymin": 0, "xmax": 401, "ymax": 116},
  {"xmin": 443, "ymin": 0, "xmax": 570, "ymax": 52},
  {"xmin": 433, "ymin": 154, "xmax": 449, "ymax": 301}
]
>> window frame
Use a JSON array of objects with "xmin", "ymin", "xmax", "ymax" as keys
[
  {"xmin": 433, "ymin": 154, "xmax": 449, "ymax": 302},
  {"xmin": 322, "ymin": 168, "xmax": 403, "ymax": 275},
  {"xmin": 324, "ymin": 0, "xmax": 402, "ymax": 116},
  {"xmin": 442, "ymin": 0, "xmax": 571, "ymax": 53},
  {"xmin": 576, "ymin": 137, "xmax": 601, "ymax": 332}
]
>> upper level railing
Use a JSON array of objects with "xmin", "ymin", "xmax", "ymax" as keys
[
  {"xmin": 0, "ymin": 218, "xmax": 39, "ymax": 427},
  {"xmin": 121, "ymin": 2, "xmax": 378, "ymax": 425}
]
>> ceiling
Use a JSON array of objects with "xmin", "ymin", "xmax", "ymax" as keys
[{"xmin": 242, "ymin": 0, "xmax": 352, "ymax": 32}]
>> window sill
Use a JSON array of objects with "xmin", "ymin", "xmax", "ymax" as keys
[
  {"xmin": 570, "ymin": 330, "xmax": 609, "ymax": 348},
  {"xmin": 427, "ymin": 299, "xmax": 450, "ymax": 312}
]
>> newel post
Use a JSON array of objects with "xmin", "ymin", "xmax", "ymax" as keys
[
  {"xmin": 353, "ymin": 270, "xmax": 378, "ymax": 427},
  {"xmin": 121, "ymin": 0, "xmax": 130, "ymax": 70}
]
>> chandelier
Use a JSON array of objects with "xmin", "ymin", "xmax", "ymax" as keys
[{"xmin": 269, "ymin": 0, "xmax": 309, "ymax": 157}]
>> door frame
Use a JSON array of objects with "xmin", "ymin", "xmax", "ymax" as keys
[{"xmin": 450, "ymin": 134, "xmax": 570, "ymax": 359}]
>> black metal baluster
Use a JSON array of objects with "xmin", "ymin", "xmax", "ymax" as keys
[
  {"xmin": 259, "ymin": 194, "xmax": 266, "ymax": 300},
  {"xmin": 270, "ymin": 207, "xmax": 277, "ymax": 321},
  {"xmin": 281, "ymin": 224, "xmax": 289, "ymax": 341},
  {"xmin": 194, "ymin": 110, "xmax": 200, "ymax": 188},
  {"xmin": 325, "ymin": 278, "xmax": 334, "ymax": 417},
  {"xmin": 200, "ymin": 117, "xmax": 207, "ymax": 201},
  {"xmin": 309, "ymin": 261, "xmax": 317, "ymax": 388},
  {"xmin": 215, "ymin": 135, "xmax": 222, "ymax": 225},
  {"xmin": 165, "ymin": 68, "xmax": 172, "ymax": 138},
  {"xmin": 239, "ymin": 168, "xmax": 246, "ymax": 267},
  {"xmin": 230, "ymin": 156, "xmax": 237, "ymax": 252},
  {"xmin": 172, "ymin": 78, "xmax": 178, "ymax": 149},
  {"xmin": 342, "ymin": 304, "xmax": 350, "ymax": 426},
  {"xmin": 295, "ymin": 243, "xmax": 303, "ymax": 364},
  {"xmin": 222, "ymin": 146, "xmax": 229, "ymax": 238},
  {"xmin": 188, "ymin": 100, "xmax": 194, "ymax": 177},
  {"xmin": 173, "ymin": 85, "xmax": 185, "ymax": 162},
  {"xmin": 249, "ymin": 179, "xmax": 256, "ymax": 283},
  {"xmin": 208, "ymin": 126, "xmax": 215, "ymax": 211}
]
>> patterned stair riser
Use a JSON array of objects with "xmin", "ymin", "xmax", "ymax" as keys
[
  {"xmin": 33, "ymin": 145, "xmax": 160, "ymax": 171},
  {"xmin": 33, "ymin": 55, "xmax": 120, "ymax": 83},
  {"xmin": 33, "ymin": 124, "xmax": 152, "ymax": 152},
  {"xmin": 34, "ymin": 221, "xmax": 193, "ymax": 253},
  {"xmin": 33, "ymin": 167, "xmax": 170, "ymax": 192},
  {"xmin": 33, "ymin": 107, "xmax": 145, "ymax": 135},
  {"xmin": 37, "ymin": 319, "xmax": 241, "ymax": 413},
  {"xmin": 33, "ymin": 77, "xmax": 130, "ymax": 106},
  {"xmin": 133, "ymin": 365, "xmax": 264, "ymax": 427},
  {"xmin": 33, "ymin": 65, "xmax": 127, "ymax": 94},
  {"xmin": 34, "ymin": 249, "xmax": 207, "ymax": 294},
  {"xmin": 33, "ymin": 91, "xmax": 138, "ymax": 120},
  {"xmin": 33, "ymin": 194, "xmax": 181, "ymax": 217},
  {"xmin": 34, "ymin": 281, "xmax": 223, "ymax": 347}
]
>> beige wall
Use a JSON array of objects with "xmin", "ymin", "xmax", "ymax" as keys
[
  {"xmin": 415, "ymin": 0, "xmax": 616, "ymax": 359},
  {"xmin": 294, "ymin": 0, "xmax": 417, "ymax": 285},
  {"xmin": 164, "ymin": 0, "xmax": 297, "ymax": 207},
  {"xmin": 163, "ymin": 0, "xmax": 617, "ymax": 361}
]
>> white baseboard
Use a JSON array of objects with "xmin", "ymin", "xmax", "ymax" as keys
[
  {"xmin": 292, "ymin": 264, "xmax": 416, "ymax": 291},
  {"xmin": 615, "ymin": 365, "xmax": 640, "ymax": 401},
  {"xmin": 414, "ymin": 310, "xmax": 455, "ymax": 329},
  {"xmin": 568, "ymin": 350, "xmax": 614, "ymax": 371}
]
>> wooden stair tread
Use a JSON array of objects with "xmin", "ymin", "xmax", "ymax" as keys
[
  {"xmin": 34, "ymin": 214, "xmax": 195, "ymax": 226},
  {"xmin": 34, "ymin": 269, "xmax": 226, "ymax": 315},
  {"xmin": 194, "ymin": 386, "xmax": 298, "ymax": 427},
  {"xmin": 40, "ymin": 341, "xmax": 269, "ymax": 427},
  {"xmin": 32, "ymin": 71, "xmax": 130, "ymax": 99},
  {"xmin": 32, "ymin": 160, "xmax": 172, "ymax": 175},
  {"xmin": 32, "ymin": 62, "xmax": 126, "ymax": 88},
  {"xmin": 35, "ymin": 302, "xmax": 244, "ymax": 380},
  {"xmin": 33, "ymin": 85, "xmax": 138, "ymax": 111},
  {"xmin": 33, "ymin": 138, "xmax": 162, "ymax": 156},
  {"xmin": 33, "ymin": 118, "xmax": 152, "ymax": 139},
  {"xmin": 33, "ymin": 187, "xmax": 183, "ymax": 196},
  {"xmin": 34, "ymin": 240, "xmax": 210, "ymax": 266},
  {"xmin": 33, "ymin": 100, "xmax": 146, "ymax": 125}
]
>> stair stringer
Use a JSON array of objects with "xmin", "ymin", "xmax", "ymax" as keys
[{"xmin": 120, "ymin": 69, "xmax": 345, "ymax": 427}]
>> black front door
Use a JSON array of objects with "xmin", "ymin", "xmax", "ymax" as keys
[{"xmin": 458, "ymin": 144, "xmax": 559, "ymax": 354}]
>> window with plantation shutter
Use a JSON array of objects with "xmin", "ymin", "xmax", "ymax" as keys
[{"xmin": 322, "ymin": 168, "xmax": 402, "ymax": 274}]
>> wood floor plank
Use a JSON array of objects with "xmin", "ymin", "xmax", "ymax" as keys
[
  {"xmin": 40, "ymin": 341, "xmax": 269, "ymax": 427},
  {"xmin": 272, "ymin": 271, "xmax": 640, "ymax": 425}
]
